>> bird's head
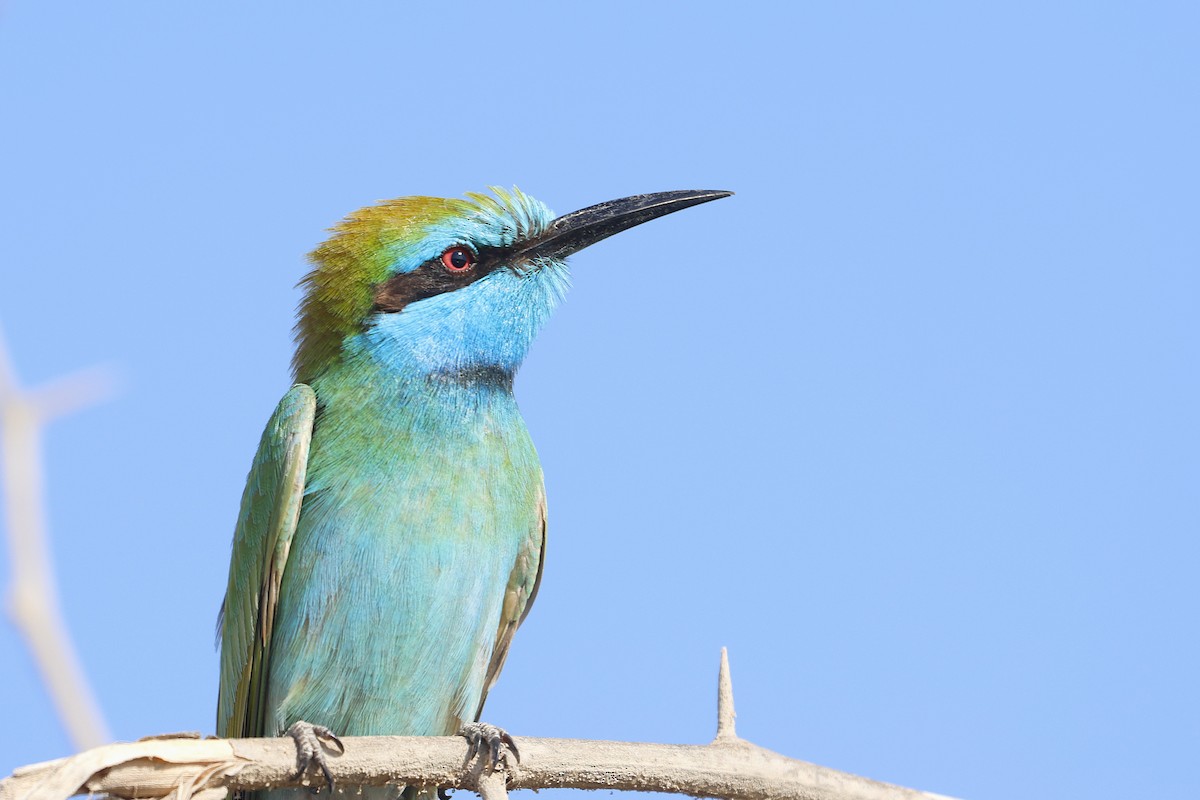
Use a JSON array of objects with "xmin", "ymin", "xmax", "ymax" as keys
[{"xmin": 293, "ymin": 187, "xmax": 730, "ymax": 385}]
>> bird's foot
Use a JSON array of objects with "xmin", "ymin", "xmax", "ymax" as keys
[
  {"xmin": 287, "ymin": 720, "xmax": 346, "ymax": 793},
  {"xmin": 458, "ymin": 721, "xmax": 520, "ymax": 771}
]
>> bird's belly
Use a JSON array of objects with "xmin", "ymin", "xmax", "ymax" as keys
[{"xmin": 265, "ymin": 432, "xmax": 541, "ymax": 738}]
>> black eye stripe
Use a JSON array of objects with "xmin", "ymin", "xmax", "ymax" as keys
[{"xmin": 373, "ymin": 248, "xmax": 498, "ymax": 313}]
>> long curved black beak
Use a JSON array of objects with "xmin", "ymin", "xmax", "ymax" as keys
[{"xmin": 512, "ymin": 189, "xmax": 733, "ymax": 263}]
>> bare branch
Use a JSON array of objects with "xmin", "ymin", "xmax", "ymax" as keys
[
  {"xmin": 1, "ymin": 654, "xmax": 958, "ymax": 800},
  {"xmin": 474, "ymin": 770, "xmax": 509, "ymax": 800},
  {"xmin": 28, "ymin": 367, "xmax": 118, "ymax": 424},
  {"xmin": 0, "ymin": 324, "xmax": 114, "ymax": 750},
  {"xmin": 0, "ymin": 734, "xmax": 959, "ymax": 800},
  {"xmin": 6, "ymin": 733, "xmax": 960, "ymax": 800}
]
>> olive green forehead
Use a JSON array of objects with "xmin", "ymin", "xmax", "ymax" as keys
[{"xmin": 310, "ymin": 197, "xmax": 473, "ymax": 280}]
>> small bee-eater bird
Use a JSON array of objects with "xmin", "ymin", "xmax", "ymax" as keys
[{"xmin": 216, "ymin": 187, "xmax": 731, "ymax": 797}]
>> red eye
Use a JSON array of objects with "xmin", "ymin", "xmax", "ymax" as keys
[{"xmin": 441, "ymin": 246, "xmax": 475, "ymax": 272}]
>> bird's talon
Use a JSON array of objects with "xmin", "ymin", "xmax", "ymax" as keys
[
  {"xmin": 318, "ymin": 764, "xmax": 334, "ymax": 793},
  {"xmin": 500, "ymin": 731, "xmax": 520, "ymax": 764},
  {"xmin": 287, "ymin": 720, "xmax": 343, "ymax": 792},
  {"xmin": 458, "ymin": 722, "xmax": 520, "ymax": 771},
  {"xmin": 316, "ymin": 725, "xmax": 346, "ymax": 755}
]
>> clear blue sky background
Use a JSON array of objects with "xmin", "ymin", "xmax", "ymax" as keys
[{"xmin": 1, "ymin": 3, "xmax": 1197, "ymax": 799}]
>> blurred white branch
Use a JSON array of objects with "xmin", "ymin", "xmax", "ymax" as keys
[
  {"xmin": 0, "ymin": 651, "xmax": 959, "ymax": 800},
  {"xmin": 0, "ymin": 324, "xmax": 115, "ymax": 751}
]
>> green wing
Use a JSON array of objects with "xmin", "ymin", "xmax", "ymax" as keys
[
  {"xmin": 475, "ymin": 482, "xmax": 547, "ymax": 720},
  {"xmin": 217, "ymin": 384, "xmax": 316, "ymax": 738}
]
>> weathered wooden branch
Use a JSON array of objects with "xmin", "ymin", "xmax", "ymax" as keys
[
  {"xmin": 1, "ymin": 651, "xmax": 958, "ymax": 800},
  {"xmin": 0, "ymin": 329, "xmax": 956, "ymax": 800}
]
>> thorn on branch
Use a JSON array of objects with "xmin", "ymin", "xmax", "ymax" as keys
[{"xmin": 715, "ymin": 647, "xmax": 738, "ymax": 742}]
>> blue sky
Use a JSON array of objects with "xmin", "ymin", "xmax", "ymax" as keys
[{"xmin": 1, "ymin": 3, "xmax": 1197, "ymax": 799}]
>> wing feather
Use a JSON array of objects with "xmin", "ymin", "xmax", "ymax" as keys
[
  {"xmin": 216, "ymin": 384, "xmax": 316, "ymax": 738},
  {"xmin": 475, "ymin": 484, "xmax": 547, "ymax": 720}
]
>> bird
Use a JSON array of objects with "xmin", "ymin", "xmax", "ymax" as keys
[{"xmin": 215, "ymin": 186, "xmax": 731, "ymax": 798}]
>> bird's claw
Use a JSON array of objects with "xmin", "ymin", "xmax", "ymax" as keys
[
  {"xmin": 287, "ymin": 720, "xmax": 345, "ymax": 793},
  {"xmin": 458, "ymin": 721, "xmax": 520, "ymax": 771}
]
